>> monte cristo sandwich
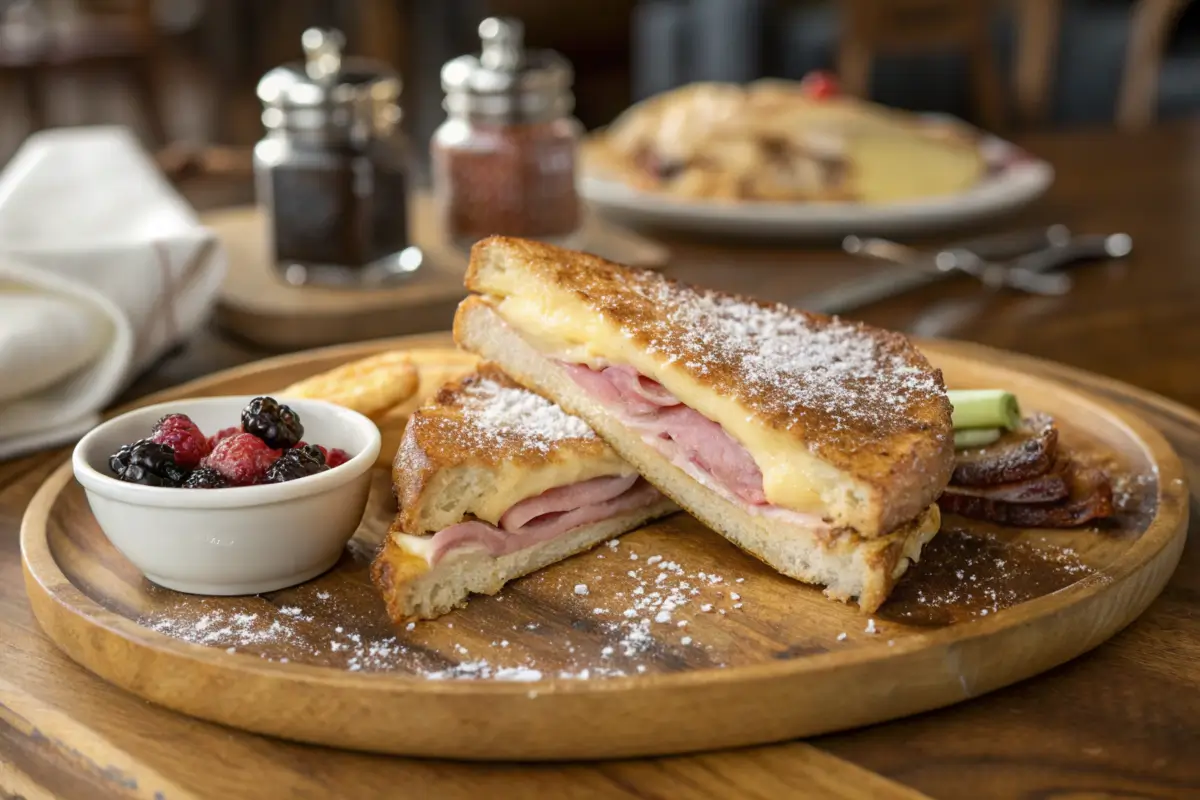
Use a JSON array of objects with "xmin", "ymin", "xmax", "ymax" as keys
[
  {"xmin": 371, "ymin": 364, "xmax": 678, "ymax": 622},
  {"xmin": 453, "ymin": 237, "xmax": 956, "ymax": 612}
]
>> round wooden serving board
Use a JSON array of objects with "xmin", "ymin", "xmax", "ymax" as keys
[{"xmin": 21, "ymin": 336, "xmax": 1188, "ymax": 761}]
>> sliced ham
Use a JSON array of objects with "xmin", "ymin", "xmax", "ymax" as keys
[
  {"xmin": 648, "ymin": 406, "xmax": 767, "ymax": 504},
  {"xmin": 599, "ymin": 365, "xmax": 681, "ymax": 411},
  {"xmin": 561, "ymin": 363, "xmax": 679, "ymax": 415},
  {"xmin": 429, "ymin": 478, "xmax": 663, "ymax": 564},
  {"xmin": 500, "ymin": 473, "xmax": 639, "ymax": 531},
  {"xmin": 561, "ymin": 362, "xmax": 767, "ymax": 505}
]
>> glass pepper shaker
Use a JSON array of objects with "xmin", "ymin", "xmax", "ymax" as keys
[
  {"xmin": 254, "ymin": 28, "xmax": 422, "ymax": 286},
  {"xmin": 432, "ymin": 17, "xmax": 583, "ymax": 250}
]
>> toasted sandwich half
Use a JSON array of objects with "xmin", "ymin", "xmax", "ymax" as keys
[
  {"xmin": 371, "ymin": 363, "xmax": 677, "ymax": 621},
  {"xmin": 453, "ymin": 237, "xmax": 956, "ymax": 612}
]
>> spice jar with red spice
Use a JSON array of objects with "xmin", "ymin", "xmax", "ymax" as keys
[{"xmin": 432, "ymin": 17, "xmax": 582, "ymax": 250}]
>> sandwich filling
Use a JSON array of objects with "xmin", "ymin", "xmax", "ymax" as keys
[
  {"xmin": 394, "ymin": 365, "xmax": 674, "ymax": 565},
  {"xmin": 560, "ymin": 362, "xmax": 831, "ymax": 529},
  {"xmin": 563, "ymin": 364, "xmax": 763, "ymax": 505},
  {"xmin": 476, "ymin": 268, "xmax": 953, "ymax": 537},
  {"xmin": 400, "ymin": 474, "xmax": 665, "ymax": 564}
]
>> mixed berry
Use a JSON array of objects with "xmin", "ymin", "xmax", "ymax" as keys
[{"xmin": 106, "ymin": 396, "xmax": 352, "ymax": 488}]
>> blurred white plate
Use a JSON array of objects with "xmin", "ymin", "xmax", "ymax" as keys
[{"xmin": 580, "ymin": 130, "xmax": 1054, "ymax": 240}]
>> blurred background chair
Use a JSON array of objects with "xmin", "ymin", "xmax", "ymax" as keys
[
  {"xmin": 0, "ymin": 0, "xmax": 166, "ymax": 142},
  {"xmin": 632, "ymin": 0, "xmax": 1200, "ymax": 128},
  {"xmin": 0, "ymin": 0, "xmax": 1198, "ymax": 173},
  {"xmin": 837, "ymin": 0, "xmax": 1007, "ymax": 129},
  {"xmin": 1118, "ymin": 0, "xmax": 1195, "ymax": 129}
]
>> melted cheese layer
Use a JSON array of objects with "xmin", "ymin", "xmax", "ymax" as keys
[
  {"xmin": 469, "ymin": 455, "xmax": 635, "ymax": 526},
  {"xmin": 494, "ymin": 290, "xmax": 869, "ymax": 525}
]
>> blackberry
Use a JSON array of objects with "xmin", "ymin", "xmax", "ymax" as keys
[
  {"xmin": 241, "ymin": 396, "xmax": 303, "ymax": 449},
  {"xmin": 182, "ymin": 467, "xmax": 229, "ymax": 489},
  {"xmin": 263, "ymin": 444, "xmax": 328, "ymax": 484},
  {"xmin": 108, "ymin": 439, "xmax": 190, "ymax": 487}
]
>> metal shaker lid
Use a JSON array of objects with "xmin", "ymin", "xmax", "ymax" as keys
[
  {"xmin": 257, "ymin": 28, "xmax": 402, "ymax": 135},
  {"xmin": 440, "ymin": 17, "xmax": 574, "ymax": 121}
]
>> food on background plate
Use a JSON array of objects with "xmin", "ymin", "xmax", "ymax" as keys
[
  {"xmin": 583, "ymin": 74, "xmax": 987, "ymax": 204},
  {"xmin": 371, "ymin": 364, "xmax": 678, "ymax": 622},
  {"xmin": 453, "ymin": 236, "xmax": 955, "ymax": 613},
  {"xmin": 107, "ymin": 397, "xmax": 350, "ymax": 488},
  {"xmin": 942, "ymin": 390, "xmax": 1114, "ymax": 527}
]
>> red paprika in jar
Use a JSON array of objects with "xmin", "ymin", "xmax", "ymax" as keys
[{"xmin": 432, "ymin": 17, "xmax": 583, "ymax": 250}]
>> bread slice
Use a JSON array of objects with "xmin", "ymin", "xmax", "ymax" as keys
[
  {"xmin": 394, "ymin": 363, "xmax": 641, "ymax": 534},
  {"xmin": 372, "ymin": 499, "xmax": 677, "ymax": 622},
  {"xmin": 373, "ymin": 363, "xmax": 678, "ymax": 621},
  {"xmin": 452, "ymin": 237, "xmax": 955, "ymax": 611}
]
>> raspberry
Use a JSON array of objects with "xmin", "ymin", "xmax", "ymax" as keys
[
  {"xmin": 207, "ymin": 426, "xmax": 240, "ymax": 452},
  {"xmin": 150, "ymin": 413, "xmax": 209, "ymax": 468},
  {"xmin": 202, "ymin": 433, "xmax": 280, "ymax": 486}
]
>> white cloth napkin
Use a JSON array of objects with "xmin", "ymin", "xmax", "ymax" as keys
[{"xmin": 0, "ymin": 126, "xmax": 227, "ymax": 459}]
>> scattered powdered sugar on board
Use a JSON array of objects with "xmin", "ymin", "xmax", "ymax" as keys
[
  {"xmin": 141, "ymin": 530, "xmax": 1084, "ymax": 682},
  {"xmin": 136, "ymin": 539, "xmax": 757, "ymax": 681},
  {"xmin": 881, "ymin": 529, "xmax": 1095, "ymax": 626}
]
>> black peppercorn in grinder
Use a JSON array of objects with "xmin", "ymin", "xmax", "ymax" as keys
[{"xmin": 255, "ymin": 28, "xmax": 422, "ymax": 287}]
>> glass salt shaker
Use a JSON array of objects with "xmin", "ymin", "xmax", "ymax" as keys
[
  {"xmin": 431, "ymin": 17, "xmax": 583, "ymax": 250},
  {"xmin": 255, "ymin": 28, "xmax": 422, "ymax": 286}
]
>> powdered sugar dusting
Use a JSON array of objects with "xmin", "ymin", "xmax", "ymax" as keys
[
  {"xmin": 652, "ymin": 280, "xmax": 943, "ymax": 433},
  {"xmin": 568, "ymin": 265, "xmax": 948, "ymax": 441},
  {"xmin": 460, "ymin": 376, "xmax": 595, "ymax": 452}
]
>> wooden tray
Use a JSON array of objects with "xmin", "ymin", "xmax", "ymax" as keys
[
  {"xmin": 208, "ymin": 199, "xmax": 670, "ymax": 351},
  {"xmin": 21, "ymin": 336, "xmax": 1188, "ymax": 761}
]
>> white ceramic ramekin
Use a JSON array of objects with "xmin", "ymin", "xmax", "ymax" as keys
[{"xmin": 72, "ymin": 396, "xmax": 381, "ymax": 595}]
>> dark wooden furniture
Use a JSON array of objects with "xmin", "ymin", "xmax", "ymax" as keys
[
  {"xmin": 1118, "ymin": 0, "xmax": 1195, "ymax": 130},
  {"xmin": 0, "ymin": 0, "xmax": 167, "ymax": 143},
  {"xmin": 1012, "ymin": 0, "xmax": 1063, "ymax": 126},
  {"xmin": 4, "ymin": 120, "xmax": 1200, "ymax": 797},
  {"xmin": 838, "ymin": 0, "xmax": 1007, "ymax": 129}
]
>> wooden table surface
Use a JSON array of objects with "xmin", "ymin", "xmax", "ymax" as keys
[{"xmin": 4, "ymin": 121, "xmax": 1200, "ymax": 799}]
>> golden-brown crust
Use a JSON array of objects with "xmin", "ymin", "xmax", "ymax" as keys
[
  {"xmin": 369, "ymin": 519, "xmax": 435, "ymax": 624},
  {"xmin": 280, "ymin": 351, "xmax": 420, "ymax": 417},
  {"xmin": 463, "ymin": 237, "xmax": 955, "ymax": 524},
  {"xmin": 392, "ymin": 363, "xmax": 618, "ymax": 533}
]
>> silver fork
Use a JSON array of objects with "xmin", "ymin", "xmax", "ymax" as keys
[{"xmin": 842, "ymin": 232, "xmax": 1122, "ymax": 296}]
